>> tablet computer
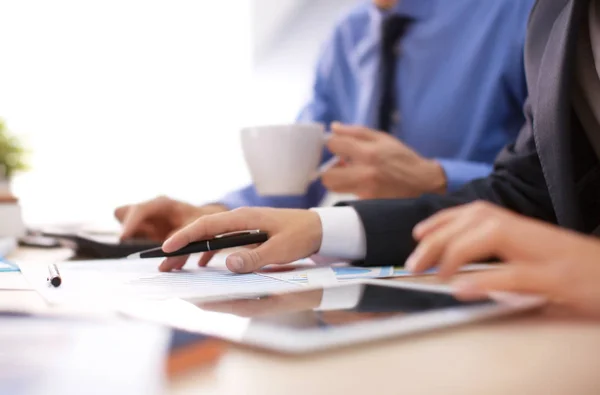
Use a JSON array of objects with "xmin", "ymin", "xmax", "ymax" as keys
[{"xmin": 123, "ymin": 280, "xmax": 545, "ymax": 354}]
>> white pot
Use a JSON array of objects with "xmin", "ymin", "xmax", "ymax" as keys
[
  {"xmin": 0, "ymin": 179, "xmax": 26, "ymax": 237},
  {"xmin": 0, "ymin": 179, "xmax": 10, "ymax": 196}
]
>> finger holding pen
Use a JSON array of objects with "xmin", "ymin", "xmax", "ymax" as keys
[{"xmin": 159, "ymin": 208, "xmax": 323, "ymax": 274}]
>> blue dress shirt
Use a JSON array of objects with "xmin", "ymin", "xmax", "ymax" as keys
[{"xmin": 221, "ymin": 0, "xmax": 534, "ymax": 209}]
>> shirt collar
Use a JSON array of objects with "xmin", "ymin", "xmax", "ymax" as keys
[{"xmin": 370, "ymin": 0, "xmax": 434, "ymax": 21}]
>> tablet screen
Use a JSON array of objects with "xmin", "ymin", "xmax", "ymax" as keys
[{"xmin": 196, "ymin": 284, "xmax": 495, "ymax": 330}]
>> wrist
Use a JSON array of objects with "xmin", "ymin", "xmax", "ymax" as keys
[
  {"xmin": 426, "ymin": 159, "xmax": 447, "ymax": 194},
  {"xmin": 308, "ymin": 210, "xmax": 324, "ymax": 254}
]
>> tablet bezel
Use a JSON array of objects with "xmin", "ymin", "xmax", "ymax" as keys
[{"xmin": 121, "ymin": 279, "xmax": 546, "ymax": 354}]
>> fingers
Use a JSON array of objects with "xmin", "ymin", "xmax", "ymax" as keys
[
  {"xmin": 163, "ymin": 242, "xmax": 280, "ymax": 274},
  {"xmin": 162, "ymin": 208, "xmax": 263, "ymax": 253},
  {"xmin": 120, "ymin": 205, "xmax": 148, "ymax": 240},
  {"xmin": 114, "ymin": 205, "xmax": 130, "ymax": 222},
  {"xmin": 408, "ymin": 202, "xmax": 524, "ymax": 277},
  {"xmin": 159, "ymin": 255, "xmax": 188, "ymax": 272},
  {"xmin": 131, "ymin": 223, "xmax": 165, "ymax": 243},
  {"xmin": 197, "ymin": 251, "xmax": 217, "ymax": 267},
  {"xmin": 321, "ymin": 166, "xmax": 375, "ymax": 194},
  {"xmin": 406, "ymin": 214, "xmax": 479, "ymax": 274},
  {"xmin": 225, "ymin": 236, "xmax": 286, "ymax": 273},
  {"xmin": 321, "ymin": 166, "xmax": 358, "ymax": 192},
  {"xmin": 331, "ymin": 122, "xmax": 378, "ymax": 141},
  {"xmin": 120, "ymin": 197, "xmax": 167, "ymax": 240},
  {"xmin": 327, "ymin": 135, "xmax": 367, "ymax": 160},
  {"xmin": 413, "ymin": 206, "xmax": 467, "ymax": 240},
  {"xmin": 161, "ymin": 208, "xmax": 319, "ymax": 274},
  {"xmin": 453, "ymin": 265, "xmax": 551, "ymax": 299},
  {"xmin": 160, "ymin": 252, "xmax": 215, "ymax": 272},
  {"xmin": 435, "ymin": 223, "xmax": 505, "ymax": 279}
]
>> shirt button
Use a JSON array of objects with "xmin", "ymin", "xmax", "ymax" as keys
[{"xmin": 393, "ymin": 110, "xmax": 402, "ymax": 125}]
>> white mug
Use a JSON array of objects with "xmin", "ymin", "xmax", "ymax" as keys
[
  {"xmin": 0, "ymin": 203, "xmax": 26, "ymax": 237},
  {"xmin": 241, "ymin": 123, "xmax": 326, "ymax": 196}
]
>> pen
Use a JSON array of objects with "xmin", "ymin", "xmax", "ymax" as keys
[
  {"xmin": 47, "ymin": 263, "xmax": 61, "ymax": 287},
  {"xmin": 128, "ymin": 230, "xmax": 269, "ymax": 259}
]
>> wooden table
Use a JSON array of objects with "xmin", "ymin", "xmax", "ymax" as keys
[{"xmin": 4, "ymin": 247, "xmax": 600, "ymax": 395}]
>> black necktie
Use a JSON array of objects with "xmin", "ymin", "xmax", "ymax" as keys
[{"xmin": 378, "ymin": 16, "xmax": 413, "ymax": 133}]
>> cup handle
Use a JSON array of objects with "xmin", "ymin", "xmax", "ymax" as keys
[{"xmin": 310, "ymin": 156, "xmax": 341, "ymax": 182}]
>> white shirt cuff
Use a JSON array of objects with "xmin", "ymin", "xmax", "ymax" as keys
[
  {"xmin": 310, "ymin": 207, "xmax": 367, "ymax": 260},
  {"xmin": 317, "ymin": 284, "xmax": 364, "ymax": 311}
]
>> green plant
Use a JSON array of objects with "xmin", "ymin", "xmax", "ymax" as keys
[{"xmin": 0, "ymin": 119, "xmax": 28, "ymax": 180}]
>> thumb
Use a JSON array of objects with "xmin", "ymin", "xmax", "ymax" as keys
[{"xmin": 225, "ymin": 241, "xmax": 282, "ymax": 273}]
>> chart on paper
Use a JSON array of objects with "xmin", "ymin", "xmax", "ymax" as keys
[
  {"xmin": 18, "ymin": 258, "xmax": 300, "ymax": 305},
  {"xmin": 127, "ymin": 269, "xmax": 293, "ymax": 298},
  {"xmin": 258, "ymin": 263, "xmax": 495, "ymax": 284}
]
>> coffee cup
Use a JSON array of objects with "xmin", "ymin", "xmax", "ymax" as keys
[{"xmin": 241, "ymin": 123, "xmax": 326, "ymax": 196}]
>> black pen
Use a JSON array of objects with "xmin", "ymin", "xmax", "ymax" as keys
[{"xmin": 127, "ymin": 230, "xmax": 269, "ymax": 259}]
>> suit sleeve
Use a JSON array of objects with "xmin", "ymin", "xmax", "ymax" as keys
[{"xmin": 341, "ymin": 99, "xmax": 557, "ymax": 266}]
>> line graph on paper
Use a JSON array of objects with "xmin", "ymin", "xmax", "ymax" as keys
[{"xmin": 125, "ymin": 268, "xmax": 297, "ymax": 299}]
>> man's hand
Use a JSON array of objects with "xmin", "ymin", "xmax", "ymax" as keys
[
  {"xmin": 159, "ymin": 207, "xmax": 323, "ymax": 274},
  {"xmin": 407, "ymin": 202, "xmax": 600, "ymax": 317},
  {"xmin": 114, "ymin": 196, "xmax": 227, "ymax": 242},
  {"xmin": 321, "ymin": 122, "xmax": 447, "ymax": 199}
]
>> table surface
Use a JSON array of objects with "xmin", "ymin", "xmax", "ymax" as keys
[{"xmin": 3, "ymin": 247, "xmax": 600, "ymax": 395}]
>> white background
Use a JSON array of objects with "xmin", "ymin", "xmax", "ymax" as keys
[{"xmin": 0, "ymin": 0, "xmax": 356, "ymax": 226}]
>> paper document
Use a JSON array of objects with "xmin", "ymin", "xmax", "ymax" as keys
[
  {"xmin": 0, "ymin": 272, "xmax": 31, "ymax": 290},
  {"xmin": 18, "ymin": 258, "xmax": 299, "ymax": 305},
  {"xmin": 0, "ymin": 316, "xmax": 168, "ymax": 395},
  {"xmin": 258, "ymin": 263, "xmax": 493, "ymax": 285},
  {"xmin": 0, "ymin": 258, "xmax": 19, "ymax": 273}
]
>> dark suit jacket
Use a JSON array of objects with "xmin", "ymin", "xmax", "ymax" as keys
[{"xmin": 344, "ymin": 0, "xmax": 600, "ymax": 266}]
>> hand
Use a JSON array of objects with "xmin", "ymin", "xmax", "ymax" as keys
[
  {"xmin": 115, "ymin": 196, "xmax": 227, "ymax": 242},
  {"xmin": 321, "ymin": 122, "xmax": 447, "ymax": 199},
  {"xmin": 159, "ymin": 207, "xmax": 323, "ymax": 274},
  {"xmin": 407, "ymin": 202, "xmax": 600, "ymax": 316}
]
